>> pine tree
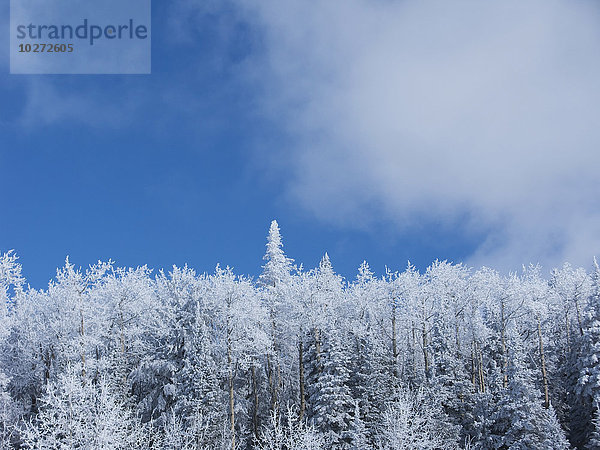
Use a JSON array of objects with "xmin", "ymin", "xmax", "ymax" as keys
[
  {"xmin": 307, "ymin": 331, "xmax": 354, "ymax": 447},
  {"xmin": 259, "ymin": 220, "xmax": 295, "ymax": 417},
  {"xmin": 346, "ymin": 401, "xmax": 369, "ymax": 449},
  {"xmin": 573, "ymin": 259, "xmax": 600, "ymax": 448},
  {"xmin": 176, "ymin": 315, "xmax": 227, "ymax": 447},
  {"xmin": 491, "ymin": 337, "xmax": 569, "ymax": 449},
  {"xmin": 259, "ymin": 220, "xmax": 294, "ymax": 290}
]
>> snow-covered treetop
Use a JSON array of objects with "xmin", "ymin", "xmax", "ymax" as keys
[
  {"xmin": 319, "ymin": 252, "xmax": 332, "ymax": 272},
  {"xmin": 259, "ymin": 220, "xmax": 294, "ymax": 288},
  {"xmin": 0, "ymin": 250, "xmax": 25, "ymax": 311},
  {"xmin": 0, "ymin": 250, "xmax": 24, "ymax": 294}
]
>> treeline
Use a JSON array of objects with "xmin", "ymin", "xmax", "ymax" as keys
[{"xmin": 0, "ymin": 221, "xmax": 599, "ymax": 449}]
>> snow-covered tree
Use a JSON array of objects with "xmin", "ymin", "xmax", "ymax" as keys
[
  {"xmin": 0, "ymin": 251, "xmax": 24, "ymax": 447},
  {"xmin": 22, "ymin": 364, "xmax": 145, "ymax": 449},
  {"xmin": 572, "ymin": 259, "xmax": 600, "ymax": 448},
  {"xmin": 491, "ymin": 337, "xmax": 569, "ymax": 450},
  {"xmin": 377, "ymin": 387, "xmax": 458, "ymax": 450},
  {"xmin": 257, "ymin": 405, "xmax": 324, "ymax": 450},
  {"xmin": 0, "ymin": 223, "xmax": 592, "ymax": 448},
  {"xmin": 308, "ymin": 330, "xmax": 354, "ymax": 447},
  {"xmin": 259, "ymin": 220, "xmax": 295, "ymax": 418}
]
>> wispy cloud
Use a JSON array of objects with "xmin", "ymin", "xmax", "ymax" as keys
[
  {"xmin": 212, "ymin": 0, "xmax": 600, "ymax": 270},
  {"xmin": 17, "ymin": 79, "xmax": 136, "ymax": 127}
]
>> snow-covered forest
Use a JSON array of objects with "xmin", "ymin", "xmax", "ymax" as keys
[{"xmin": 1, "ymin": 221, "xmax": 599, "ymax": 449}]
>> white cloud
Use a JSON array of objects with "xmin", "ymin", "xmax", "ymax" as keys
[
  {"xmin": 228, "ymin": 0, "xmax": 600, "ymax": 270},
  {"xmin": 16, "ymin": 79, "xmax": 142, "ymax": 128}
]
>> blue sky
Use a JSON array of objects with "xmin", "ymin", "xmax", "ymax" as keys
[{"xmin": 2, "ymin": 1, "xmax": 599, "ymax": 288}]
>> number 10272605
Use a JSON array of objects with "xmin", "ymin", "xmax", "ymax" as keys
[{"xmin": 18, "ymin": 43, "xmax": 74, "ymax": 53}]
